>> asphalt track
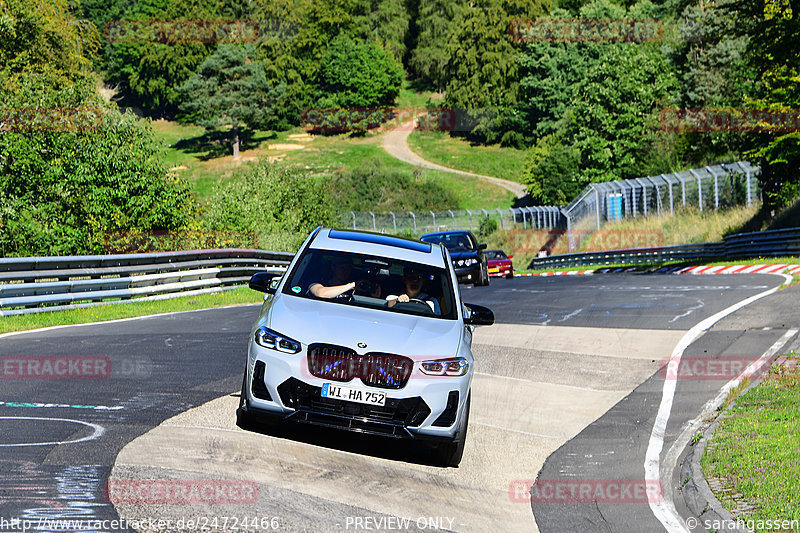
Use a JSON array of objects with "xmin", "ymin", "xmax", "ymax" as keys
[{"xmin": 0, "ymin": 273, "xmax": 793, "ymax": 532}]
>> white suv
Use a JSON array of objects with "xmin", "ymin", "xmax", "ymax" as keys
[{"xmin": 236, "ymin": 227, "xmax": 494, "ymax": 466}]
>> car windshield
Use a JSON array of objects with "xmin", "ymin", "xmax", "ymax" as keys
[
  {"xmin": 486, "ymin": 250, "xmax": 507, "ymax": 259},
  {"xmin": 281, "ymin": 249, "xmax": 457, "ymax": 319},
  {"xmin": 421, "ymin": 233, "xmax": 474, "ymax": 251}
]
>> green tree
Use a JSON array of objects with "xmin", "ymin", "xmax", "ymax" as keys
[
  {"xmin": 443, "ymin": 0, "xmax": 550, "ymax": 143},
  {"xmin": 720, "ymin": 0, "xmax": 800, "ymax": 211},
  {"xmin": 316, "ymin": 34, "xmax": 404, "ymax": 109},
  {"xmin": 1, "ymin": 0, "xmax": 98, "ymax": 79},
  {"xmin": 179, "ymin": 44, "xmax": 286, "ymax": 158},
  {"xmin": 91, "ymin": 0, "xmax": 242, "ymax": 114},
  {"xmin": 410, "ymin": 0, "xmax": 466, "ymax": 91},
  {"xmin": 203, "ymin": 162, "xmax": 334, "ymax": 252}
]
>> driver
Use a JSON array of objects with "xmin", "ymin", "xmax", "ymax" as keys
[
  {"xmin": 309, "ymin": 257, "xmax": 379, "ymax": 299},
  {"xmin": 386, "ymin": 266, "xmax": 441, "ymax": 315}
]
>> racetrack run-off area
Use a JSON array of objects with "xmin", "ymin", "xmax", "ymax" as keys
[{"xmin": 0, "ymin": 273, "xmax": 796, "ymax": 532}]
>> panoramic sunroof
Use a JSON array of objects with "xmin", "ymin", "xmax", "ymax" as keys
[{"xmin": 329, "ymin": 229, "xmax": 432, "ymax": 253}]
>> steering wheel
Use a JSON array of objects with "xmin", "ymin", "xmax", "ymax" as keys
[{"xmin": 408, "ymin": 298, "xmax": 428, "ymax": 305}]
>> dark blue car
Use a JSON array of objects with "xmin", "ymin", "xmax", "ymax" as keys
[{"xmin": 419, "ymin": 230, "xmax": 490, "ymax": 286}]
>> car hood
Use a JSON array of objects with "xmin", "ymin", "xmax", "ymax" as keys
[
  {"xmin": 266, "ymin": 294, "xmax": 463, "ymax": 358},
  {"xmin": 488, "ymin": 258, "xmax": 511, "ymax": 265}
]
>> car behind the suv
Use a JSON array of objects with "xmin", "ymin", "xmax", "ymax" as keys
[
  {"xmin": 419, "ymin": 230, "xmax": 490, "ymax": 286},
  {"xmin": 236, "ymin": 227, "xmax": 494, "ymax": 466}
]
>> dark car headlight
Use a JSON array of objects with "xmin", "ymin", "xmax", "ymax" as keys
[
  {"xmin": 254, "ymin": 327, "xmax": 301, "ymax": 354},
  {"xmin": 456, "ymin": 258, "xmax": 478, "ymax": 267},
  {"xmin": 420, "ymin": 357, "xmax": 470, "ymax": 376}
]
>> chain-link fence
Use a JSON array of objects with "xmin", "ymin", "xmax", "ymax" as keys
[
  {"xmin": 561, "ymin": 161, "xmax": 761, "ymax": 250},
  {"xmin": 339, "ymin": 206, "xmax": 564, "ymax": 236},
  {"xmin": 342, "ymin": 161, "xmax": 761, "ymax": 251}
]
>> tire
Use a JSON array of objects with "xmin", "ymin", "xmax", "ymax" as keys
[
  {"xmin": 506, "ymin": 271, "xmax": 514, "ymax": 279},
  {"xmin": 476, "ymin": 266, "xmax": 490, "ymax": 286},
  {"xmin": 236, "ymin": 371, "xmax": 256, "ymax": 429},
  {"xmin": 434, "ymin": 394, "xmax": 470, "ymax": 467}
]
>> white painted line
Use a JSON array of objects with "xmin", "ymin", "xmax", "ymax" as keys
[
  {"xmin": 474, "ymin": 372, "xmax": 630, "ymax": 393},
  {"xmin": 0, "ymin": 303, "xmax": 259, "ymax": 340},
  {"xmin": 660, "ymin": 328, "xmax": 798, "ymax": 523},
  {"xmin": 645, "ymin": 273, "xmax": 792, "ymax": 533},
  {"xmin": 0, "ymin": 416, "xmax": 105, "ymax": 447},
  {"xmin": 471, "ymin": 421, "xmax": 562, "ymax": 440}
]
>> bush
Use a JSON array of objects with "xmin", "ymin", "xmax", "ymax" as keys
[
  {"xmin": 203, "ymin": 162, "xmax": 335, "ymax": 252},
  {"xmin": 327, "ymin": 159, "xmax": 458, "ymax": 211},
  {"xmin": 0, "ymin": 83, "xmax": 196, "ymax": 256},
  {"xmin": 479, "ymin": 216, "xmax": 498, "ymax": 237}
]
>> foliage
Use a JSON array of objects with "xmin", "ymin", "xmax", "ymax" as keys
[
  {"xmin": 179, "ymin": 44, "xmax": 286, "ymax": 157},
  {"xmin": 754, "ymin": 133, "xmax": 800, "ymax": 210},
  {"xmin": 88, "ymin": 0, "xmax": 241, "ymax": 114},
  {"xmin": 316, "ymin": 34, "xmax": 404, "ymax": 109},
  {"xmin": 478, "ymin": 215, "xmax": 498, "ymax": 236},
  {"xmin": 442, "ymin": 0, "xmax": 550, "ymax": 143},
  {"xmin": 516, "ymin": 0, "xmax": 679, "ymax": 203},
  {"xmin": 0, "ymin": 0, "xmax": 98, "ymax": 79},
  {"xmin": 410, "ymin": 0, "xmax": 466, "ymax": 91},
  {"xmin": 327, "ymin": 159, "xmax": 459, "ymax": 211},
  {"xmin": 203, "ymin": 161, "xmax": 335, "ymax": 252},
  {"xmin": 0, "ymin": 108, "xmax": 196, "ymax": 256}
]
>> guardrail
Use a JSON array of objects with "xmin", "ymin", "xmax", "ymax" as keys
[
  {"xmin": 0, "ymin": 249, "xmax": 293, "ymax": 316},
  {"xmin": 528, "ymin": 227, "xmax": 800, "ymax": 270}
]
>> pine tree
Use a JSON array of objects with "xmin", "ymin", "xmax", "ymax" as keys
[{"xmin": 179, "ymin": 44, "xmax": 285, "ymax": 158}]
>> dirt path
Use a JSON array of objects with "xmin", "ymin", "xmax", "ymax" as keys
[{"xmin": 382, "ymin": 117, "xmax": 528, "ymax": 199}]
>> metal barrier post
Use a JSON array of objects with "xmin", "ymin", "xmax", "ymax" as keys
[
  {"xmin": 369, "ymin": 211, "xmax": 376, "ymax": 231},
  {"xmin": 409, "ymin": 211, "xmax": 417, "ymax": 234},
  {"xmin": 390, "ymin": 212, "xmax": 397, "ymax": 234},
  {"xmin": 707, "ymin": 166, "xmax": 719, "ymax": 209},
  {"xmin": 351, "ymin": 211, "xmax": 356, "ymax": 229},
  {"xmin": 448, "ymin": 210, "xmax": 455, "ymax": 230},
  {"xmin": 496, "ymin": 208, "xmax": 504, "ymax": 229},
  {"xmin": 430, "ymin": 211, "xmax": 436, "ymax": 231}
]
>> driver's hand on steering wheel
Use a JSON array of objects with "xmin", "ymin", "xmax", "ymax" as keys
[{"xmin": 396, "ymin": 294, "xmax": 410, "ymax": 303}]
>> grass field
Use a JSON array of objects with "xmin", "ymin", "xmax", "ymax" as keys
[
  {"xmin": 153, "ymin": 119, "xmax": 515, "ymax": 209},
  {"xmin": 0, "ymin": 287, "xmax": 264, "ymax": 335},
  {"xmin": 701, "ymin": 355, "xmax": 800, "ymax": 529},
  {"xmin": 407, "ymin": 129, "xmax": 527, "ymax": 182}
]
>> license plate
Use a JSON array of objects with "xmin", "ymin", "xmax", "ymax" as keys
[
  {"xmin": 321, "ymin": 383, "xmax": 386, "ymax": 406},
  {"xmin": 488, "ymin": 267, "xmax": 499, "ymax": 273}
]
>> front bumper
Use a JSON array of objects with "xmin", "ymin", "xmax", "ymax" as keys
[
  {"xmin": 242, "ymin": 343, "xmax": 471, "ymax": 441},
  {"xmin": 454, "ymin": 264, "xmax": 482, "ymax": 283}
]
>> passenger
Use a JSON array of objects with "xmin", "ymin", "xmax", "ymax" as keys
[{"xmin": 386, "ymin": 267, "xmax": 441, "ymax": 315}]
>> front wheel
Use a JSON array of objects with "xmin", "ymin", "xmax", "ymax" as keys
[{"xmin": 434, "ymin": 394, "xmax": 470, "ymax": 467}]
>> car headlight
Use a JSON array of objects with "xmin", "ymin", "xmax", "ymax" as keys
[
  {"xmin": 420, "ymin": 357, "xmax": 470, "ymax": 376},
  {"xmin": 254, "ymin": 327, "xmax": 301, "ymax": 354},
  {"xmin": 456, "ymin": 258, "xmax": 478, "ymax": 267}
]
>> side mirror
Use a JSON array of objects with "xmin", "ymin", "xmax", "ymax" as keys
[
  {"xmin": 464, "ymin": 303, "xmax": 494, "ymax": 326},
  {"xmin": 507, "ymin": 254, "xmax": 514, "ymax": 259},
  {"xmin": 478, "ymin": 243, "xmax": 487, "ymax": 250},
  {"xmin": 249, "ymin": 272, "xmax": 278, "ymax": 294}
]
